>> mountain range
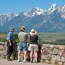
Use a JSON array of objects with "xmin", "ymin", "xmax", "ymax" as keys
[{"xmin": 0, "ymin": 3, "xmax": 65, "ymax": 33}]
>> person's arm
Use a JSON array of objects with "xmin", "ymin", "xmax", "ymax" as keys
[
  {"xmin": 7, "ymin": 32, "xmax": 12, "ymax": 46},
  {"xmin": 9, "ymin": 39, "xmax": 12, "ymax": 46}
]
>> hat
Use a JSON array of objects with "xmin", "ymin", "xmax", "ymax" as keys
[
  {"xmin": 10, "ymin": 28, "xmax": 15, "ymax": 31},
  {"xmin": 30, "ymin": 29, "xmax": 37, "ymax": 35},
  {"xmin": 20, "ymin": 26, "xmax": 26, "ymax": 31}
]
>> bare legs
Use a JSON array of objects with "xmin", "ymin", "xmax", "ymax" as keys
[
  {"xmin": 34, "ymin": 51, "xmax": 38, "ymax": 61},
  {"xmin": 30, "ymin": 51, "xmax": 33, "ymax": 61},
  {"xmin": 23, "ymin": 51, "xmax": 27, "ymax": 62},
  {"xmin": 18, "ymin": 51, "xmax": 27, "ymax": 62},
  {"xmin": 18, "ymin": 51, "xmax": 21, "ymax": 56},
  {"xmin": 24, "ymin": 51, "xmax": 27, "ymax": 57},
  {"xmin": 18, "ymin": 51, "xmax": 21, "ymax": 61},
  {"xmin": 30, "ymin": 51, "xmax": 38, "ymax": 62}
]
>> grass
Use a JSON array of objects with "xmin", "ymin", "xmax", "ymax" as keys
[
  {"xmin": 48, "ymin": 61, "xmax": 52, "ymax": 64},
  {"xmin": 37, "ymin": 33, "xmax": 65, "ymax": 42},
  {"xmin": 54, "ymin": 61, "xmax": 64, "ymax": 65},
  {"xmin": 21, "ymin": 56, "xmax": 24, "ymax": 61},
  {"xmin": 11, "ymin": 53, "xmax": 18, "ymax": 60},
  {"xmin": 2, "ymin": 55, "xmax": 6, "ymax": 59},
  {"xmin": 41, "ymin": 59, "xmax": 45, "ymax": 63},
  {"xmin": 0, "ymin": 34, "xmax": 7, "ymax": 38},
  {"xmin": 1, "ymin": 33, "xmax": 65, "ymax": 45}
]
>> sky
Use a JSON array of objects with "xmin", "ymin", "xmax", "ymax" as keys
[{"xmin": 0, "ymin": 0, "xmax": 65, "ymax": 14}]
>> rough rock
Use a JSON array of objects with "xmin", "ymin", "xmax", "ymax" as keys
[
  {"xmin": 57, "ymin": 55, "xmax": 61, "ymax": 61},
  {"xmin": 53, "ymin": 48, "xmax": 59, "ymax": 55},
  {"xmin": 41, "ymin": 55, "xmax": 47, "ymax": 60},
  {"xmin": 52, "ymin": 55, "xmax": 57, "ymax": 61},
  {"xmin": 51, "ymin": 60, "xmax": 55, "ymax": 64},
  {"xmin": 61, "ymin": 56, "xmax": 65, "ymax": 62},
  {"xmin": 0, "ymin": 45, "xmax": 3, "ymax": 50},
  {"xmin": 43, "ymin": 49, "xmax": 49, "ymax": 55},
  {"xmin": 58, "ymin": 50, "xmax": 64, "ymax": 56},
  {"xmin": 58, "ymin": 62, "xmax": 62, "ymax": 65},
  {"xmin": 62, "ymin": 50, "xmax": 65, "ymax": 57}
]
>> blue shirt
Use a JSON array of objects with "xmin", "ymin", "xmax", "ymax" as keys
[{"xmin": 7, "ymin": 31, "xmax": 14, "ymax": 41}]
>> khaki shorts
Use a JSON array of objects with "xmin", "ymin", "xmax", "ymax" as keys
[{"xmin": 28, "ymin": 44, "xmax": 39, "ymax": 51}]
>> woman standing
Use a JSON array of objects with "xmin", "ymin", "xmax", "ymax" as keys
[{"xmin": 28, "ymin": 29, "xmax": 39, "ymax": 63}]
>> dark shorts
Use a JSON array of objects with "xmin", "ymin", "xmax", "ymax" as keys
[{"xmin": 19, "ymin": 42, "xmax": 27, "ymax": 51}]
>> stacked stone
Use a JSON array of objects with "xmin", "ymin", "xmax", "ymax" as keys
[
  {"xmin": 0, "ymin": 42, "xmax": 18, "ymax": 59},
  {"xmin": 0, "ymin": 42, "xmax": 65, "ymax": 65},
  {"xmin": 0, "ymin": 42, "xmax": 7, "ymax": 58},
  {"xmin": 41, "ymin": 44, "xmax": 65, "ymax": 65}
]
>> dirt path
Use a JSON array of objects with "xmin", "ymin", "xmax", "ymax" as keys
[{"xmin": 0, "ymin": 59, "xmax": 54, "ymax": 65}]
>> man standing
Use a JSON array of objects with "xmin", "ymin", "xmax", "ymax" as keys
[
  {"xmin": 18, "ymin": 26, "xmax": 28, "ymax": 62},
  {"xmin": 7, "ymin": 28, "xmax": 15, "ymax": 61}
]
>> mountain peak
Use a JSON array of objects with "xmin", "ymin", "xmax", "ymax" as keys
[
  {"xmin": 29, "ymin": 7, "xmax": 34, "ymax": 10},
  {"xmin": 36, "ymin": 6, "xmax": 40, "ymax": 10},
  {"xmin": 52, "ymin": 3, "xmax": 57, "ymax": 7},
  {"xmin": 61, "ymin": 4, "xmax": 65, "ymax": 9},
  {"xmin": 9, "ymin": 11, "xmax": 13, "ymax": 13},
  {"xmin": 8, "ymin": 11, "xmax": 14, "ymax": 14},
  {"xmin": 48, "ymin": 3, "xmax": 58, "ymax": 12},
  {"xmin": 19, "ymin": 12, "xmax": 24, "ymax": 16},
  {"xmin": 36, "ymin": 6, "xmax": 39, "ymax": 9},
  {"xmin": 62, "ymin": 4, "xmax": 65, "ymax": 7},
  {"xmin": 4, "ymin": 13, "xmax": 7, "ymax": 15}
]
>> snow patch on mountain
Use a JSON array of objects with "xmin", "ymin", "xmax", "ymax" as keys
[
  {"xmin": 4, "ymin": 13, "xmax": 7, "ymax": 15},
  {"xmin": 48, "ymin": 3, "xmax": 61, "ymax": 14},
  {"xmin": 61, "ymin": 5, "xmax": 65, "ymax": 19},
  {"xmin": 24, "ymin": 6, "xmax": 46, "ymax": 17},
  {"xmin": 0, "ymin": 14, "xmax": 1, "ymax": 16},
  {"xmin": 6, "ymin": 12, "xmax": 18, "ymax": 21}
]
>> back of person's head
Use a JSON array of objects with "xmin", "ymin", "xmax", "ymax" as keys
[
  {"xmin": 10, "ymin": 28, "xmax": 15, "ymax": 32},
  {"xmin": 20, "ymin": 26, "xmax": 26, "ymax": 32},
  {"xmin": 30, "ymin": 29, "xmax": 37, "ymax": 35}
]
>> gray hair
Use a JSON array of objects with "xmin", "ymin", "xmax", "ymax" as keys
[{"xmin": 10, "ymin": 28, "xmax": 15, "ymax": 31}]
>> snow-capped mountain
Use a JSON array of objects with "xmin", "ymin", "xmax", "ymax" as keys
[
  {"xmin": 61, "ymin": 5, "xmax": 65, "ymax": 18},
  {"xmin": 0, "ymin": 11, "xmax": 18, "ymax": 26},
  {"xmin": 0, "ymin": 3, "xmax": 65, "ymax": 33},
  {"xmin": 23, "ymin": 3, "xmax": 65, "ymax": 19},
  {"xmin": 6, "ymin": 11, "xmax": 18, "ymax": 21},
  {"xmin": 48, "ymin": 3, "xmax": 60, "ymax": 12},
  {"xmin": 24, "ymin": 6, "xmax": 46, "ymax": 17},
  {"xmin": 3, "ymin": 11, "xmax": 18, "ymax": 21}
]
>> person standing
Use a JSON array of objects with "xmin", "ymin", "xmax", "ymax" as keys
[
  {"xmin": 17, "ymin": 26, "xmax": 28, "ymax": 62},
  {"xmin": 7, "ymin": 28, "xmax": 15, "ymax": 61},
  {"xmin": 28, "ymin": 29, "xmax": 39, "ymax": 63}
]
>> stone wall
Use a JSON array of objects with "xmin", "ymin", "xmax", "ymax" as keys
[
  {"xmin": 0, "ymin": 42, "xmax": 18, "ymax": 59},
  {"xmin": 41, "ymin": 44, "xmax": 65, "ymax": 65},
  {"xmin": 0, "ymin": 42, "xmax": 65, "ymax": 65},
  {"xmin": 0, "ymin": 42, "xmax": 7, "ymax": 58}
]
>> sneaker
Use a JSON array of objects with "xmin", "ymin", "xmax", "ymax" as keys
[
  {"xmin": 23, "ymin": 60, "xmax": 26, "ymax": 63},
  {"xmin": 30, "ymin": 60, "xmax": 33, "ymax": 63},
  {"xmin": 7, "ymin": 55, "xmax": 10, "ymax": 61},
  {"xmin": 17, "ymin": 60, "xmax": 21, "ymax": 62}
]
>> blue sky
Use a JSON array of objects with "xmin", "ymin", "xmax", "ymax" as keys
[{"xmin": 0, "ymin": 0, "xmax": 65, "ymax": 14}]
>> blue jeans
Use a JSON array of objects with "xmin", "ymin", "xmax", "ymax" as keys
[
  {"xmin": 19, "ymin": 42, "xmax": 27, "ymax": 51},
  {"xmin": 7, "ymin": 41, "xmax": 13, "ymax": 57}
]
